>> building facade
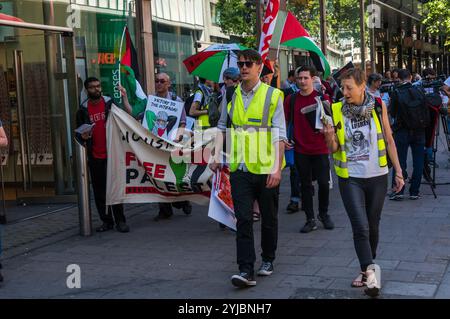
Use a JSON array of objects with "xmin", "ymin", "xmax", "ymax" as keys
[{"xmin": 0, "ymin": 0, "xmax": 137, "ymax": 217}]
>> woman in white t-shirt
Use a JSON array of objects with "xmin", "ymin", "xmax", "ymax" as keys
[{"xmin": 322, "ymin": 68, "xmax": 404, "ymax": 298}]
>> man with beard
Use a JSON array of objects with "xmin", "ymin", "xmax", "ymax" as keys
[{"xmin": 76, "ymin": 77, "xmax": 130, "ymax": 233}]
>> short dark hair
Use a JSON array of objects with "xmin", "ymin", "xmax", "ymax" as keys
[
  {"xmin": 422, "ymin": 68, "xmax": 436, "ymax": 78},
  {"xmin": 237, "ymin": 49, "xmax": 262, "ymax": 64},
  {"xmin": 339, "ymin": 68, "xmax": 366, "ymax": 86},
  {"xmin": 84, "ymin": 77, "xmax": 100, "ymax": 89},
  {"xmin": 199, "ymin": 77, "xmax": 207, "ymax": 84},
  {"xmin": 295, "ymin": 65, "xmax": 317, "ymax": 77},
  {"xmin": 398, "ymin": 69, "xmax": 411, "ymax": 81},
  {"xmin": 288, "ymin": 70, "xmax": 295, "ymax": 78},
  {"xmin": 367, "ymin": 73, "xmax": 382, "ymax": 86}
]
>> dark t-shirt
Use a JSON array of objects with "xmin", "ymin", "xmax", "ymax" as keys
[{"xmin": 284, "ymin": 90, "xmax": 330, "ymax": 155}]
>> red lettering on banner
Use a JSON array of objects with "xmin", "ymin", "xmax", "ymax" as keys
[
  {"xmin": 143, "ymin": 162, "xmax": 154, "ymax": 175},
  {"xmin": 125, "ymin": 152, "xmax": 136, "ymax": 166},
  {"xmin": 154, "ymin": 165, "xmax": 166, "ymax": 179}
]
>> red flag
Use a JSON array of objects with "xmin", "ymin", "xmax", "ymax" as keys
[
  {"xmin": 0, "ymin": 13, "xmax": 24, "ymax": 22},
  {"xmin": 258, "ymin": 0, "xmax": 280, "ymax": 73}
]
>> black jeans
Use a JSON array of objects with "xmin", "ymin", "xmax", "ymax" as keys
[
  {"xmin": 89, "ymin": 158, "xmax": 126, "ymax": 225},
  {"xmin": 295, "ymin": 153, "xmax": 330, "ymax": 220},
  {"xmin": 289, "ymin": 165, "xmax": 300, "ymax": 202},
  {"xmin": 230, "ymin": 170, "xmax": 279, "ymax": 276},
  {"xmin": 158, "ymin": 202, "xmax": 189, "ymax": 216},
  {"xmin": 338, "ymin": 174, "xmax": 388, "ymax": 271}
]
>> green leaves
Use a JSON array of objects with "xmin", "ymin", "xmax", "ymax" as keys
[
  {"xmin": 422, "ymin": 0, "xmax": 450, "ymax": 46},
  {"xmin": 215, "ymin": 0, "xmax": 362, "ymax": 50},
  {"xmin": 216, "ymin": 0, "xmax": 257, "ymax": 48}
]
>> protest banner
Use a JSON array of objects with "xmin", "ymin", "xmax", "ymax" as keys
[{"xmin": 106, "ymin": 105, "xmax": 214, "ymax": 205}]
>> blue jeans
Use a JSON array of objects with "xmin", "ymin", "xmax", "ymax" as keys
[
  {"xmin": 290, "ymin": 165, "xmax": 300, "ymax": 203},
  {"xmin": 392, "ymin": 128, "xmax": 425, "ymax": 196}
]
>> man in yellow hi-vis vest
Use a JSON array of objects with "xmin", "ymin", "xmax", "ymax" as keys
[{"xmin": 210, "ymin": 49, "xmax": 286, "ymax": 288}]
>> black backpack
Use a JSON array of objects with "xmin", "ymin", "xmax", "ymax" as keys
[
  {"xmin": 183, "ymin": 86, "xmax": 207, "ymax": 118},
  {"xmin": 396, "ymin": 85, "xmax": 430, "ymax": 130},
  {"xmin": 207, "ymin": 92, "xmax": 221, "ymax": 127}
]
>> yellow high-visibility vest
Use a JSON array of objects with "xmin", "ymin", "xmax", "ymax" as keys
[
  {"xmin": 331, "ymin": 101, "xmax": 387, "ymax": 178},
  {"xmin": 227, "ymin": 83, "xmax": 285, "ymax": 174},
  {"xmin": 194, "ymin": 89, "xmax": 210, "ymax": 129}
]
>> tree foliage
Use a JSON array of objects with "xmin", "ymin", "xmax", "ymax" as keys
[
  {"xmin": 216, "ymin": 0, "xmax": 257, "ymax": 48},
  {"xmin": 422, "ymin": 0, "xmax": 450, "ymax": 46},
  {"xmin": 216, "ymin": 0, "xmax": 361, "ymax": 49}
]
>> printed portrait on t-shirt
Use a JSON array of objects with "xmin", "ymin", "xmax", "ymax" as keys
[{"xmin": 346, "ymin": 118, "xmax": 370, "ymax": 161}]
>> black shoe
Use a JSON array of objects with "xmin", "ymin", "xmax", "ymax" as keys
[
  {"xmin": 231, "ymin": 272, "xmax": 256, "ymax": 288},
  {"xmin": 300, "ymin": 219, "xmax": 318, "ymax": 233},
  {"xmin": 257, "ymin": 262, "xmax": 274, "ymax": 276},
  {"xmin": 153, "ymin": 212, "xmax": 173, "ymax": 221},
  {"xmin": 95, "ymin": 222, "xmax": 114, "ymax": 232},
  {"xmin": 116, "ymin": 222, "xmax": 130, "ymax": 233},
  {"xmin": 389, "ymin": 192, "xmax": 404, "ymax": 201},
  {"xmin": 182, "ymin": 202, "xmax": 192, "ymax": 215},
  {"xmin": 286, "ymin": 201, "xmax": 300, "ymax": 213},
  {"xmin": 318, "ymin": 214, "xmax": 335, "ymax": 230}
]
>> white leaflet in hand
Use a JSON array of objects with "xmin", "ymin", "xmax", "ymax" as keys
[
  {"xmin": 75, "ymin": 123, "xmax": 95, "ymax": 134},
  {"xmin": 315, "ymin": 97, "xmax": 323, "ymax": 130},
  {"xmin": 315, "ymin": 97, "xmax": 333, "ymax": 130}
]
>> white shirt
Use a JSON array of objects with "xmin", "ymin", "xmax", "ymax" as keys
[{"xmin": 344, "ymin": 115, "xmax": 389, "ymax": 178}]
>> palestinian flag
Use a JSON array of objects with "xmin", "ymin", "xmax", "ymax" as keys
[
  {"xmin": 118, "ymin": 26, "xmax": 147, "ymax": 118},
  {"xmin": 273, "ymin": 12, "xmax": 331, "ymax": 79}
]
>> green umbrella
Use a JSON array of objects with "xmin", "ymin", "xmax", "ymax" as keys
[{"xmin": 183, "ymin": 43, "xmax": 248, "ymax": 83}]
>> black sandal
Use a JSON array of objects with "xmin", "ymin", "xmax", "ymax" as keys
[{"xmin": 351, "ymin": 272, "xmax": 367, "ymax": 287}]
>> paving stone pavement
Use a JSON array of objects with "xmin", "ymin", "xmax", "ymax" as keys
[{"xmin": 0, "ymin": 147, "xmax": 450, "ymax": 299}]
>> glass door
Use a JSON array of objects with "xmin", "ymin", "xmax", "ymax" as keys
[{"xmin": 0, "ymin": 26, "xmax": 76, "ymax": 207}]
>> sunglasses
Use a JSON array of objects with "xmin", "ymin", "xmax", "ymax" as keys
[
  {"xmin": 155, "ymin": 79, "xmax": 167, "ymax": 84},
  {"xmin": 237, "ymin": 61, "xmax": 255, "ymax": 69},
  {"xmin": 224, "ymin": 77, "xmax": 239, "ymax": 82}
]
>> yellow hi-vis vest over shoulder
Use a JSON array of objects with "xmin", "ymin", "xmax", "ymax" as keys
[
  {"xmin": 195, "ymin": 89, "xmax": 210, "ymax": 129},
  {"xmin": 227, "ymin": 82, "xmax": 285, "ymax": 174},
  {"xmin": 331, "ymin": 101, "xmax": 388, "ymax": 178}
]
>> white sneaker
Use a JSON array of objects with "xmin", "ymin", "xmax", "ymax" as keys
[{"xmin": 364, "ymin": 264, "xmax": 381, "ymax": 297}]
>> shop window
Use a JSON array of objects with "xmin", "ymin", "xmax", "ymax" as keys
[{"xmin": 211, "ymin": 3, "xmax": 220, "ymax": 26}]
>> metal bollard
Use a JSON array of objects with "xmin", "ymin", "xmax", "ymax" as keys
[{"xmin": 75, "ymin": 139, "xmax": 92, "ymax": 236}]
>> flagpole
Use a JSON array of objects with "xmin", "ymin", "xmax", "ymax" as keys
[
  {"xmin": 118, "ymin": 24, "xmax": 127, "ymax": 102},
  {"xmin": 276, "ymin": 13, "xmax": 288, "ymax": 62}
]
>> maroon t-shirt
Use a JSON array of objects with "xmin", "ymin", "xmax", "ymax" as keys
[
  {"xmin": 88, "ymin": 99, "xmax": 107, "ymax": 159},
  {"xmin": 284, "ymin": 90, "xmax": 330, "ymax": 155}
]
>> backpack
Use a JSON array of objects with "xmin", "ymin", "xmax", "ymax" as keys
[
  {"xmin": 207, "ymin": 92, "xmax": 221, "ymax": 128},
  {"xmin": 183, "ymin": 86, "xmax": 207, "ymax": 118},
  {"xmin": 225, "ymin": 86, "xmax": 237, "ymax": 128},
  {"xmin": 396, "ymin": 85, "xmax": 430, "ymax": 130}
]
